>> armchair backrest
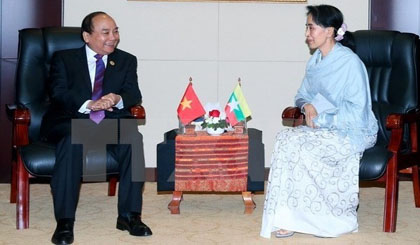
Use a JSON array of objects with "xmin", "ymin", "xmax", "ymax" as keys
[
  {"xmin": 16, "ymin": 27, "xmax": 84, "ymax": 142},
  {"xmin": 352, "ymin": 30, "xmax": 420, "ymax": 144}
]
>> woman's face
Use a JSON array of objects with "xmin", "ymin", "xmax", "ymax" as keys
[{"xmin": 305, "ymin": 14, "xmax": 331, "ymax": 51}]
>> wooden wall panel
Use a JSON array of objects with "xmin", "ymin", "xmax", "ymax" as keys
[
  {"xmin": 371, "ymin": 0, "xmax": 420, "ymax": 35},
  {"xmin": 0, "ymin": 0, "xmax": 62, "ymax": 183}
]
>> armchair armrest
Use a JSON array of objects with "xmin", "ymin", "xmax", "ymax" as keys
[
  {"xmin": 6, "ymin": 104, "xmax": 31, "ymax": 147},
  {"xmin": 386, "ymin": 111, "xmax": 420, "ymax": 155},
  {"xmin": 282, "ymin": 106, "xmax": 305, "ymax": 127},
  {"xmin": 386, "ymin": 111, "xmax": 420, "ymax": 129},
  {"xmin": 130, "ymin": 104, "xmax": 146, "ymax": 120},
  {"xmin": 6, "ymin": 103, "xmax": 146, "ymax": 148}
]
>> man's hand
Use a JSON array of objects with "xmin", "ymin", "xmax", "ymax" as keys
[
  {"xmin": 88, "ymin": 93, "xmax": 121, "ymax": 112},
  {"xmin": 101, "ymin": 93, "xmax": 121, "ymax": 106},
  {"xmin": 303, "ymin": 103, "xmax": 318, "ymax": 128}
]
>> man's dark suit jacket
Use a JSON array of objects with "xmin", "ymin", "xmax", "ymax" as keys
[{"xmin": 41, "ymin": 46, "xmax": 142, "ymax": 139}]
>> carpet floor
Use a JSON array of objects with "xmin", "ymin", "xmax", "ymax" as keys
[{"xmin": 1, "ymin": 182, "xmax": 419, "ymax": 244}]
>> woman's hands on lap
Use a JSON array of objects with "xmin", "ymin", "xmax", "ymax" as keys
[{"xmin": 303, "ymin": 104, "xmax": 318, "ymax": 128}]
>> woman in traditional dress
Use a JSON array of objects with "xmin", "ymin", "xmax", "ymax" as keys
[{"xmin": 260, "ymin": 5, "xmax": 378, "ymax": 238}]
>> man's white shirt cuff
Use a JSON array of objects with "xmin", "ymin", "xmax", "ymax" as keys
[{"xmin": 79, "ymin": 100, "xmax": 91, "ymax": 114}]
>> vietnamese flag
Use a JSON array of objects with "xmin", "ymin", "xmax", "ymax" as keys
[{"xmin": 177, "ymin": 82, "xmax": 206, "ymax": 125}]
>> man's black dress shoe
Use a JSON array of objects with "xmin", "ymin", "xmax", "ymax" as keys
[
  {"xmin": 51, "ymin": 218, "xmax": 74, "ymax": 245},
  {"xmin": 116, "ymin": 213, "xmax": 152, "ymax": 236}
]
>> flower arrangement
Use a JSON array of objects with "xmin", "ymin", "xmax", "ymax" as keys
[{"xmin": 201, "ymin": 109, "xmax": 228, "ymax": 131}]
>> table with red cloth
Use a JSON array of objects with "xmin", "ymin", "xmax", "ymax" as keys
[{"xmin": 168, "ymin": 131, "xmax": 256, "ymax": 214}]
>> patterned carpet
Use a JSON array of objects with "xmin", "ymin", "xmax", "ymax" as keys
[{"xmin": 0, "ymin": 182, "xmax": 419, "ymax": 244}]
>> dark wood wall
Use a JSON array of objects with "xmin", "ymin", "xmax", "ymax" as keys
[
  {"xmin": 0, "ymin": 0, "xmax": 62, "ymax": 182},
  {"xmin": 371, "ymin": 0, "xmax": 420, "ymax": 35},
  {"xmin": 370, "ymin": 0, "xmax": 392, "ymax": 31}
]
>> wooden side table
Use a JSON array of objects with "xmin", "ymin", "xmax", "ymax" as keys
[{"xmin": 168, "ymin": 131, "xmax": 256, "ymax": 214}]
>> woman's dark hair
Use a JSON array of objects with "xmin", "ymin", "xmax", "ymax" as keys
[
  {"xmin": 306, "ymin": 5, "xmax": 355, "ymax": 51},
  {"xmin": 81, "ymin": 11, "xmax": 108, "ymax": 40}
]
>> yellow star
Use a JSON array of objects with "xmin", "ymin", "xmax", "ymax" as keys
[{"xmin": 180, "ymin": 97, "xmax": 192, "ymax": 110}]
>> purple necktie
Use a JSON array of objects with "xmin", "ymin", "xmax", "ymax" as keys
[{"xmin": 90, "ymin": 54, "xmax": 105, "ymax": 124}]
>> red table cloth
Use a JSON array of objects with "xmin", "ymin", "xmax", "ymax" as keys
[{"xmin": 175, "ymin": 132, "xmax": 248, "ymax": 192}]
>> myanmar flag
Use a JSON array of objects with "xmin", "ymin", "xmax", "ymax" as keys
[
  {"xmin": 225, "ymin": 84, "xmax": 252, "ymax": 126},
  {"xmin": 177, "ymin": 82, "xmax": 206, "ymax": 125}
]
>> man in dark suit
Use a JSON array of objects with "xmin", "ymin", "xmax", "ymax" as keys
[{"xmin": 40, "ymin": 11, "xmax": 152, "ymax": 245}]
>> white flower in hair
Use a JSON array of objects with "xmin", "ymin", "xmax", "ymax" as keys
[
  {"xmin": 335, "ymin": 23, "xmax": 347, "ymax": 41},
  {"xmin": 337, "ymin": 27, "xmax": 345, "ymax": 36}
]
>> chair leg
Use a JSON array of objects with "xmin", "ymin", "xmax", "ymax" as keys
[
  {"xmin": 412, "ymin": 165, "xmax": 420, "ymax": 207},
  {"xmin": 383, "ymin": 158, "xmax": 399, "ymax": 232},
  {"xmin": 16, "ymin": 153, "xmax": 29, "ymax": 229},
  {"xmin": 108, "ymin": 176, "xmax": 118, "ymax": 196},
  {"xmin": 10, "ymin": 158, "xmax": 17, "ymax": 203}
]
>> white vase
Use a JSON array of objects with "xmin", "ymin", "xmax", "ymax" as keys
[{"xmin": 206, "ymin": 127, "xmax": 224, "ymax": 136}]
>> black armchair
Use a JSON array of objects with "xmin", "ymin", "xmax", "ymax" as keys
[
  {"xmin": 7, "ymin": 27, "xmax": 146, "ymax": 229},
  {"xmin": 282, "ymin": 30, "xmax": 420, "ymax": 232}
]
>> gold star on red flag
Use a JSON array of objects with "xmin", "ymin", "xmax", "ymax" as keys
[{"xmin": 180, "ymin": 97, "xmax": 192, "ymax": 110}]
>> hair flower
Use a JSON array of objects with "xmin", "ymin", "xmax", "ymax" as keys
[{"xmin": 335, "ymin": 23, "xmax": 347, "ymax": 41}]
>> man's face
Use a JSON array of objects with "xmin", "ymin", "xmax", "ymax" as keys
[{"xmin": 83, "ymin": 14, "xmax": 120, "ymax": 55}]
